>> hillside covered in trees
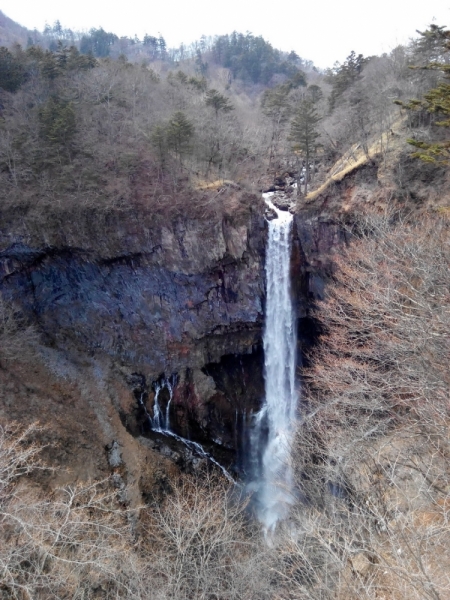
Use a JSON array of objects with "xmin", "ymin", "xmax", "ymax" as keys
[
  {"xmin": 1, "ymin": 16, "xmax": 448, "ymax": 218},
  {"xmin": 0, "ymin": 11, "xmax": 449, "ymax": 600}
]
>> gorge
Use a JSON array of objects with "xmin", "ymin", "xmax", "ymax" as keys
[
  {"xmin": 0, "ymin": 179, "xmax": 336, "ymax": 506},
  {"xmin": 1, "ymin": 16, "xmax": 449, "ymax": 597},
  {"xmin": 0, "ymin": 12, "xmax": 450, "ymax": 600}
]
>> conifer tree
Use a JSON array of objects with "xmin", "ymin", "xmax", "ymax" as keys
[
  {"xmin": 205, "ymin": 89, "xmax": 234, "ymax": 117},
  {"xmin": 289, "ymin": 100, "xmax": 321, "ymax": 194},
  {"xmin": 326, "ymin": 51, "xmax": 369, "ymax": 111},
  {"xmin": 38, "ymin": 97, "xmax": 76, "ymax": 161},
  {"xmin": 395, "ymin": 25, "xmax": 450, "ymax": 163},
  {"xmin": 80, "ymin": 28, "xmax": 118, "ymax": 58},
  {"xmin": 151, "ymin": 124, "xmax": 168, "ymax": 170},
  {"xmin": 0, "ymin": 47, "xmax": 26, "ymax": 92},
  {"xmin": 166, "ymin": 112, "xmax": 194, "ymax": 166},
  {"xmin": 261, "ymin": 84, "xmax": 293, "ymax": 165}
]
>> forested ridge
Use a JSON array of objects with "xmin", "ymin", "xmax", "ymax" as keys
[
  {"xmin": 0, "ymin": 12, "xmax": 449, "ymax": 600},
  {"xmin": 0, "ymin": 16, "xmax": 448, "ymax": 210}
]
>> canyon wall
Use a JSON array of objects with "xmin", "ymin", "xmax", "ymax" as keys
[
  {"xmin": 3, "ymin": 151, "xmax": 437, "ymax": 497},
  {"xmin": 0, "ymin": 194, "xmax": 273, "ymax": 491}
]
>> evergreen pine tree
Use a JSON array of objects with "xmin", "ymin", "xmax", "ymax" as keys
[
  {"xmin": 166, "ymin": 112, "xmax": 194, "ymax": 166},
  {"xmin": 205, "ymin": 90, "xmax": 234, "ymax": 117},
  {"xmin": 0, "ymin": 47, "xmax": 26, "ymax": 93},
  {"xmin": 289, "ymin": 100, "xmax": 321, "ymax": 194},
  {"xmin": 396, "ymin": 25, "xmax": 450, "ymax": 163}
]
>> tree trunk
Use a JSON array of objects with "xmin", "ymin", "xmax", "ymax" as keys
[{"xmin": 304, "ymin": 150, "xmax": 310, "ymax": 195}]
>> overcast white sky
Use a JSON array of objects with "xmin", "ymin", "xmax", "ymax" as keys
[{"xmin": 1, "ymin": 1, "xmax": 450, "ymax": 68}]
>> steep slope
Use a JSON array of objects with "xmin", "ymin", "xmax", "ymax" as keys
[
  {"xmin": 293, "ymin": 121, "xmax": 450, "ymax": 300},
  {"xmin": 0, "ymin": 10, "xmax": 30, "ymax": 47}
]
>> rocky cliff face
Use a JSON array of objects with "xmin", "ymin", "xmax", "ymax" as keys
[
  {"xmin": 292, "ymin": 144, "xmax": 450, "ymax": 310},
  {"xmin": 0, "ymin": 212, "xmax": 265, "ymax": 373},
  {"xmin": 4, "ymin": 159, "xmax": 408, "ymax": 492},
  {"xmin": 0, "ymin": 195, "xmax": 270, "ymax": 483}
]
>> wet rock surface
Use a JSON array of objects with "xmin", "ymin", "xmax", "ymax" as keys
[{"xmin": 271, "ymin": 195, "xmax": 293, "ymax": 212}]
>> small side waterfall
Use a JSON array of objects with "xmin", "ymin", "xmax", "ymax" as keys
[
  {"xmin": 151, "ymin": 377, "xmax": 174, "ymax": 432},
  {"xmin": 250, "ymin": 194, "xmax": 297, "ymax": 532},
  {"xmin": 143, "ymin": 376, "xmax": 235, "ymax": 483}
]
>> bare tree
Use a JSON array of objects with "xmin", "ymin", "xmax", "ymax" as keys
[
  {"xmin": 143, "ymin": 473, "xmax": 272, "ymax": 600},
  {"xmin": 280, "ymin": 211, "xmax": 450, "ymax": 600},
  {"xmin": 0, "ymin": 296, "xmax": 39, "ymax": 367},
  {"xmin": 0, "ymin": 423, "xmax": 143, "ymax": 599}
]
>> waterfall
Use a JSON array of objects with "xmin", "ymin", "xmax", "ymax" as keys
[
  {"xmin": 151, "ymin": 378, "xmax": 173, "ymax": 431},
  {"xmin": 144, "ymin": 376, "xmax": 236, "ymax": 484},
  {"xmin": 251, "ymin": 194, "xmax": 297, "ymax": 532}
]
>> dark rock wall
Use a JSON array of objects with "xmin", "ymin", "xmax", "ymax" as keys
[
  {"xmin": 0, "ymin": 194, "xmax": 340, "ymax": 477},
  {"xmin": 0, "ymin": 211, "xmax": 266, "ymax": 373},
  {"xmin": 0, "ymin": 207, "xmax": 272, "ymax": 467}
]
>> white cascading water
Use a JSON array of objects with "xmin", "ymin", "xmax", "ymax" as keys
[
  {"xmin": 151, "ymin": 378, "xmax": 173, "ymax": 431},
  {"xmin": 254, "ymin": 194, "xmax": 297, "ymax": 532},
  {"xmin": 143, "ymin": 377, "xmax": 235, "ymax": 483}
]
